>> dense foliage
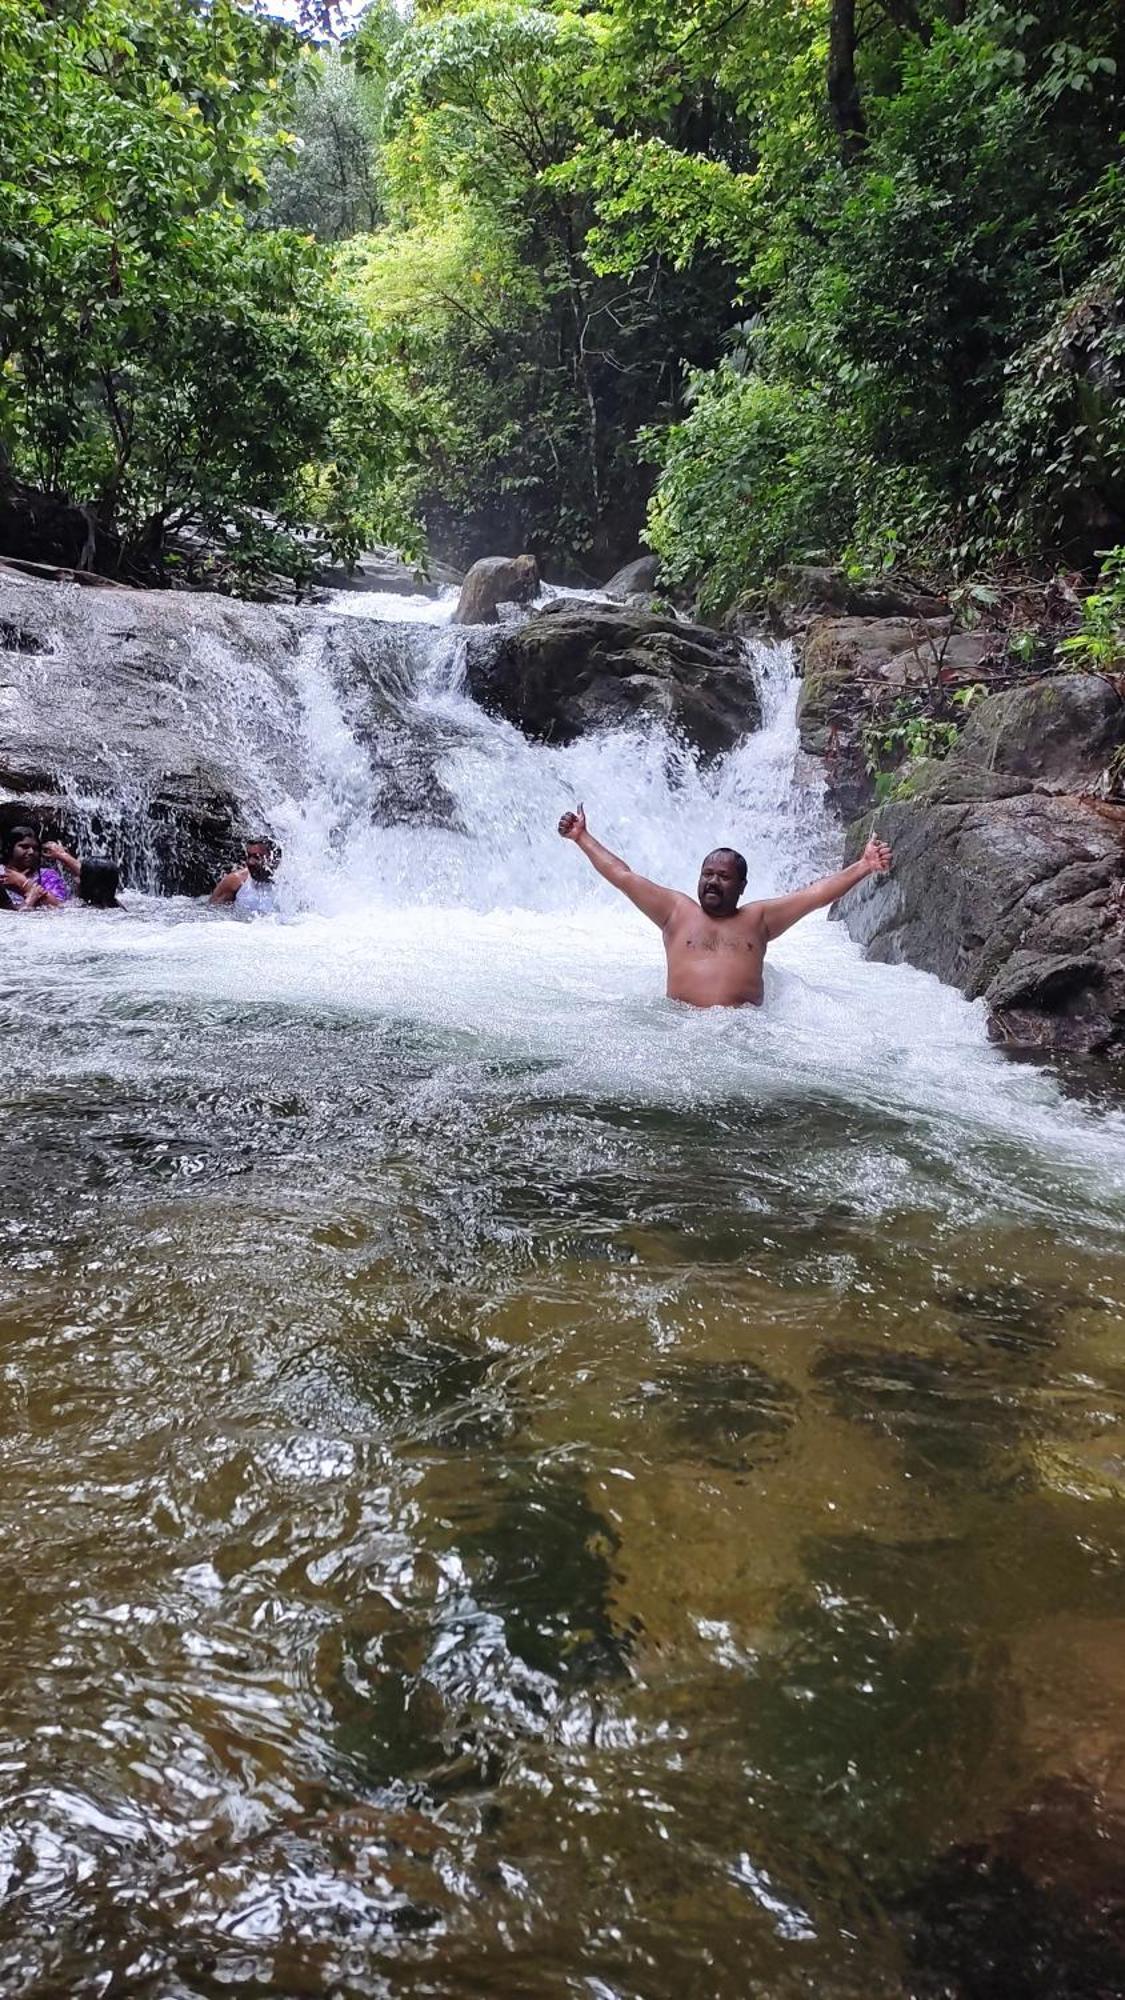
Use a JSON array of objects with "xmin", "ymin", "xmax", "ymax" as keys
[
  {"xmin": 5, "ymin": 0, "xmax": 1124, "ymax": 596},
  {"xmin": 0, "ymin": 0, "xmax": 415, "ymax": 587},
  {"xmin": 631, "ymin": 1, "xmax": 1125, "ymax": 606},
  {"xmin": 339, "ymin": 0, "xmax": 1125, "ymax": 593},
  {"xmin": 337, "ymin": 2, "xmax": 732, "ymax": 568}
]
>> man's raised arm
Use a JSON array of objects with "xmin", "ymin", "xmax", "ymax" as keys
[
  {"xmin": 558, "ymin": 806, "xmax": 680, "ymax": 928},
  {"xmin": 756, "ymin": 836, "xmax": 892, "ymax": 941}
]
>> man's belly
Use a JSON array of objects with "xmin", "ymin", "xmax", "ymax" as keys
[{"xmin": 665, "ymin": 962, "xmax": 765, "ymax": 1009}]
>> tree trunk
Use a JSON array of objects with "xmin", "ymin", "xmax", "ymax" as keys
[{"xmin": 827, "ymin": 0, "xmax": 866, "ymax": 164}]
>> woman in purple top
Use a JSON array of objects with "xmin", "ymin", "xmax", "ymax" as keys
[{"xmin": 0, "ymin": 825, "xmax": 70, "ymax": 909}]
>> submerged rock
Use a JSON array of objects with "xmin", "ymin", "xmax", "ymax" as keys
[
  {"xmin": 835, "ymin": 676, "xmax": 1125, "ymax": 1053},
  {"xmin": 903, "ymin": 1782, "xmax": 1125, "ymax": 2000},
  {"xmin": 466, "ymin": 599, "xmax": 759, "ymax": 755},
  {"xmin": 638, "ymin": 1358, "xmax": 799, "ymax": 1470}
]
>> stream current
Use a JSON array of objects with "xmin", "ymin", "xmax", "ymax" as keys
[{"xmin": 2, "ymin": 591, "xmax": 1125, "ymax": 1996}]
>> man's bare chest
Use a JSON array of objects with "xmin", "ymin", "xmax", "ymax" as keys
[{"xmin": 673, "ymin": 917, "xmax": 763, "ymax": 957}]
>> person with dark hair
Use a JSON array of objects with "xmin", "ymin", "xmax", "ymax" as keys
[
  {"xmin": 76, "ymin": 857, "xmax": 122, "ymax": 908},
  {"xmin": 1, "ymin": 825, "xmax": 68, "ymax": 909},
  {"xmin": 557, "ymin": 805, "xmax": 892, "ymax": 1008},
  {"xmin": 39, "ymin": 837, "xmax": 124, "ymax": 910},
  {"xmin": 210, "ymin": 837, "xmax": 280, "ymax": 917}
]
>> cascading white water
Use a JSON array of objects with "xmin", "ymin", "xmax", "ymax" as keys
[{"xmin": 268, "ymin": 615, "xmax": 827, "ymax": 917}]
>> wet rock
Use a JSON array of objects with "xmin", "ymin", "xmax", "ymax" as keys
[
  {"xmin": 453, "ymin": 553, "xmax": 540, "ymax": 627},
  {"xmin": 772, "ymin": 564, "xmax": 949, "ymax": 628},
  {"xmin": 0, "ymin": 571, "xmax": 286, "ymax": 891},
  {"xmin": 985, "ymin": 950, "xmax": 1104, "ymax": 1013},
  {"xmin": 797, "ymin": 615, "xmax": 997, "ymax": 819},
  {"xmin": 367, "ymin": 739, "xmax": 461, "ymax": 831},
  {"xmin": 314, "ymin": 544, "xmax": 461, "ymax": 599},
  {"xmin": 835, "ymin": 682, "xmax": 1125, "ymax": 1053},
  {"xmin": 0, "ymin": 569, "xmax": 464, "ymax": 889},
  {"xmin": 602, "ymin": 554, "xmax": 661, "ymax": 601},
  {"xmin": 1034, "ymin": 1430, "xmax": 1125, "ymax": 1501},
  {"xmin": 467, "ymin": 600, "xmax": 759, "ymax": 755}
]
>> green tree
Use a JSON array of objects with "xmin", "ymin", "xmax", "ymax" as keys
[
  {"xmin": 563, "ymin": 0, "xmax": 1125, "ymax": 600},
  {"xmin": 262, "ymin": 42, "xmax": 392, "ymax": 242},
  {"xmin": 341, "ymin": 0, "xmax": 733, "ymax": 568},
  {"xmin": 0, "ymin": 0, "xmax": 415, "ymax": 586}
]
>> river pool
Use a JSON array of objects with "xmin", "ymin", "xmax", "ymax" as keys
[{"xmin": 1, "ymin": 613, "xmax": 1123, "ymax": 1997}]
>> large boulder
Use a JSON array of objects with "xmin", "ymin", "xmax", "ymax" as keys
[
  {"xmin": 771, "ymin": 565, "xmax": 949, "ymax": 630},
  {"xmin": 602, "ymin": 554, "xmax": 661, "ymax": 602},
  {"xmin": 955, "ymin": 674, "xmax": 1125, "ymax": 794},
  {"xmin": 465, "ymin": 600, "xmax": 759, "ymax": 755},
  {"xmin": 453, "ymin": 554, "xmax": 540, "ymax": 627},
  {"xmin": 835, "ymin": 676, "xmax": 1125, "ymax": 1053}
]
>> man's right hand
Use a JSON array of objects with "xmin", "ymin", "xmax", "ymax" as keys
[{"xmin": 558, "ymin": 805, "xmax": 587, "ymax": 841}]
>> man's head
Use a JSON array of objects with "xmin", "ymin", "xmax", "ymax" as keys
[
  {"xmin": 244, "ymin": 838, "xmax": 277, "ymax": 883},
  {"xmin": 78, "ymin": 857, "xmax": 120, "ymax": 908},
  {"xmin": 697, "ymin": 846, "xmax": 747, "ymax": 917},
  {"xmin": 3, "ymin": 823, "xmax": 40, "ymax": 873}
]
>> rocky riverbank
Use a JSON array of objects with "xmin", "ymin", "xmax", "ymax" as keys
[{"xmin": 780, "ymin": 569, "xmax": 1125, "ymax": 1055}]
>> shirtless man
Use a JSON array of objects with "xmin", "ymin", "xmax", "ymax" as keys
[{"xmin": 558, "ymin": 806, "xmax": 892, "ymax": 1008}]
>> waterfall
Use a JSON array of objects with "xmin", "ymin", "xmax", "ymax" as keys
[
  {"xmin": 168, "ymin": 594, "xmax": 831, "ymax": 919},
  {"xmin": 13, "ymin": 572, "xmax": 822, "ymax": 912}
]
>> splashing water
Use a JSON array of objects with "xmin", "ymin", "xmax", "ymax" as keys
[{"xmin": 18, "ymin": 593, "xmax": 1123, "ymax": 1209}]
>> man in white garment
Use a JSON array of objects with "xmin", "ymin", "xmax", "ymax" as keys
[{"xmin": 209, "ymin": 838, "xmax": 280, "ymax": 917}]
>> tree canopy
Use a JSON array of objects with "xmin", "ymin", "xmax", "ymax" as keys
[
  {"xmin": 0, "ymin": 0, "xmax": 416, "ymax": 588},
  {"xmin": 3, "ymin": 0, "xmax": 1123, "ymax": 597}
]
